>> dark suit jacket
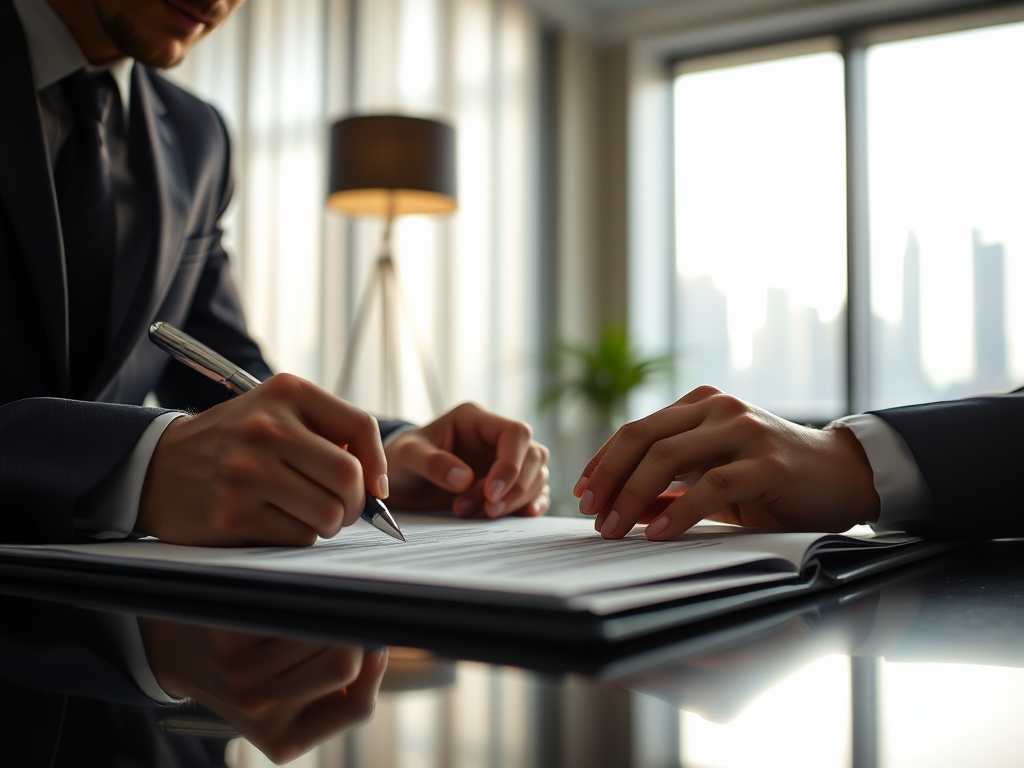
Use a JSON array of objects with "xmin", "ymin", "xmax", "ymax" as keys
[
  {"xmin": 0, "ymin": 2, "xmax": 404, "ymax": 544},
  {"xmin": 871, "ymin": 388, "xmax": 1024, "ymax": 539}
]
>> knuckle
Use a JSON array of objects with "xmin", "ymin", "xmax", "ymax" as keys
[
  {"xmin": 236, "ymin": 412, "xmax": 284, "ymax": 444},
  {"xmin": 616, "ymin": 484, "xmax": 643, "ymax": 508},
  {"xmin": 335, "ymin": 454, "xmax": 361, "ymax": 486},
  {"xmin": 455, "ymin": 401, "xmax": 483, "ymax": 416},
  {"xmin": 262, "ymin": 743, "xmax": 304, "ymax": 766},
  {"xmin": 264, "ymin": 372, "xmax": 305, "ymax": 398},
  {"xmin": 588, "ymin": 462, "xmax": 615, "ymax": 487},
  {"xmin": 348, "ymin": 698, "xmax": 377, "ymax": 727},
  {"xmin": 516, "ymin": 421, "xmax": 533, "ymax": 440},
  {"xmin": 333, "ymin": 653, "xmax": 362, "ymax": 686},
  {"xmin": 319, "ymin": 501, "xmax": 346, "ymax": 535},
  {"xmin": 616, "ymin": 419, "xmax": 646, "ymax": 445},
  {"xmin": 353, "ymin": 409, "xmax": 378, "ymax": 434},
  {"xmin": 648, "ymin": 438, "xmax": 677, "ymax": 466},
  {"xmin": 703, "ymin": 467, "xmax": 733, "ymax": 493},
  {"xmin": 711, "ymin": 393, "xmax": 748, "ymax": 416},
  {"xmin": 687, "ymin": 385, "xmax": 722, "ymax": 401}
]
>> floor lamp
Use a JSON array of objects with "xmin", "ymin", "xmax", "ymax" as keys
[{"xmin": 327, "ymin": 115, "xmax": 457, "ymax": 417}]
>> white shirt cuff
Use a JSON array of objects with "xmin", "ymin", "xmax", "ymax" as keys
[
  {"xmin": 92, "ymin": 611, "xmax": 183, "ymax": 704},
  {"xmin": 74, "ymin": 412, "xmax": 186, "ymax": 540},
  {"xmin": 830, "ymin": 414, "xmax": 933, "ymax": 533}
]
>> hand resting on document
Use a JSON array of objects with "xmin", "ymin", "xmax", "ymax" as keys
[
  {"xmin": 139, "ymin": 618, "xmax": 387, "ymax": 764},
  {"xmin": 574, "ymin": 386, "xmax": 880, "ymax": 540},
  {"xmin": 383, "ymin": 402, "xmax": 551, "ymax": 519}
]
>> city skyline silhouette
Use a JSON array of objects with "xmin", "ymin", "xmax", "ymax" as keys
[{"xmin": 676, "ymin": 228, "xmax": 1011, "ymax": 419}]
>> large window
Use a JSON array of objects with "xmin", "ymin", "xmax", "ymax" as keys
[
  {"xmin": 672, "ymin": 12, "xmax": 1024, "ymax": 420},
  {"xmin": 866, "ymin": 20, "xmax": 1024, "ymax": 409},
  {"xmin": 674, "ymin": 42, "xmax": 847, "ymax": 421}
]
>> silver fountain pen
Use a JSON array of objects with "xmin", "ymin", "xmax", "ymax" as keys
[{"xmin": 149, "ymin": 321, "xmax": 406, "ymax": 543}]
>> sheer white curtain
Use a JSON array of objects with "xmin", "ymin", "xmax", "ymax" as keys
[{"xmin": 170, "ymin": 0, "xmax": 542, "ymax": 426}]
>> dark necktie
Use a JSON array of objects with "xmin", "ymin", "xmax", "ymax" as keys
[{"xmin": 54, "ymin": 70, "xmax": 117, "ymax": 398}]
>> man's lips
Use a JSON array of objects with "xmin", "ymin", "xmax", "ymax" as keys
[{"xmin": 163, "ymin": 0, "xmax": 218, "ymax": 27}]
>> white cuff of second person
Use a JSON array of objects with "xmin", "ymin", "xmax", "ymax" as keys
[{"xmin": 830, "ymin": 413, "xmax": 933, "ymax": 533}]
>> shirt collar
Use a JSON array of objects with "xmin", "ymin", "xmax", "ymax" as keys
[{"xmin": 11, "ymin": 0, "xmax": 134, "ymax": 110}]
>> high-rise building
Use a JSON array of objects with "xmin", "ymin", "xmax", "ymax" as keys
[
  {"xmin": 972, "ymin": 230, "xmax": 1008, "ymax": 388},
  {"xmin": 900, "ymin": 231, "xmax": 923, "ymax": 375}
]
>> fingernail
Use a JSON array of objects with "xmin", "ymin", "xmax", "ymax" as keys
[
  {"xmin": 447, "ymin": 467, "xmax": 472, "ymax": 490},
  {"xmin": 600, "ymin": 510, "xmax": 621, "ymax": 538},
  {"xmin": 485, "ymin": 501, "xmax": 507, "ymax": 517},
  {"xmin": 488, "ymin": 479, "xmax": 506, "ymax": 501},
  {"xmin": 579, "ymin": 490, "xmax": 595, "ymax": 515},
  {"xmin": 378, "ymin": 474, "xmax": 389, "ymax": 498},
  {"xmin": 572, "ymin": 476, "xmax": 588, "ymax": 498},
  {"xmin": 455, "ymin": 498, "xmax": 475, "ymax": 516},
  {"xmin": 646, "ymin": 515, "xmax": 671, "ymax": 538}
]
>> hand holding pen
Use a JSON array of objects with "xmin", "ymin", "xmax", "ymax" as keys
[{"xmin": 136, "ymin": 322, "xmax": 404, "ymax": 546}]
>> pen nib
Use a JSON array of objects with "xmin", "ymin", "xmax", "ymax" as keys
[{"xmin": 369, "ymin": 504, "xmax": 406, "ymax": 542}]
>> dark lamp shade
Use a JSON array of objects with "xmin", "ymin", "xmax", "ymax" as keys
[{"xmin": 327, "ymin": 115, "xmax": 457, "ymax": 216}]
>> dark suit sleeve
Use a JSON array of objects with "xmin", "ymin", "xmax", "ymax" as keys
[
  {"xmin": 0, "ymin": 399, "xmax": 171, "ymax": 543},
  {"xmin": 870, "ymin": 390, "xmax": 1024, "ymax": 539},
  {"xmin": 153, "ymin": 110, "xmax": 272, "ymax": 413}
]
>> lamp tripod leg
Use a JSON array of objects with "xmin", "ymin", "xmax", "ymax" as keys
[
  {"xmin": 385, "ymin": 257, "xmax": 446, "ymax": 415},
  {"xmin": 380, "ymin": 253, "xmax": 403, "ymax": 418},
  {"xmin": 336, "ymin": 207, "xmax": 445, "ymax": 417},
  {"xmin": 335, "ymin": 259, "xmax": 384, "ymax": 400}
]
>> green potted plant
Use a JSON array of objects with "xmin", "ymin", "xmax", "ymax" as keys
[{"xmin": 541, "ymin": 322, "xmax": 672, "ymax": 437}]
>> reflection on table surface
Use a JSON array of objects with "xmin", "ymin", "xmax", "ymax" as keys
[{"xmin": 0, "ymin": 540, "xmax": 1022, "ymax": 767}]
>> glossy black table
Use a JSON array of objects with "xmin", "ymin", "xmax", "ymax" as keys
[{"xmin": 1, "ymin": 539, "xmax": 1021, "ymax": 767}]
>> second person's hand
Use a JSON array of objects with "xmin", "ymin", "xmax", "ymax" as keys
[
  {"xmin": 383, "ymin": 402, "xmax": 551, "ymax": 518},
  {"xmin": 574, "ymin": 386, "xmax": 879, "ymax": 540}
]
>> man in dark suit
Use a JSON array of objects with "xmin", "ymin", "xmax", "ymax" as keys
[{"xmin": 0, "ymin": 0, "xmax": 550, "ymax": 545}]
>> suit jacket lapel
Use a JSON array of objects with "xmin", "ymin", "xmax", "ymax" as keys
[
  {"xmin": 0, "ymin": 0, "xmax": 69, "ymax": 394},
  {"xmin": 89, "ymin": 66, "xmax": 188, "ymax": 397}
]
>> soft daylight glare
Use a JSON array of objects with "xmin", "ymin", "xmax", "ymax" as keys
[
  {"xmin": 880, "ymin": 662, "xmax": 1024, "ymax": 767},
  {"xmin": 674, "ymin": 50, "xmax": 847, "ymax": 419},
  {"xmin": 867, "ymin": 22, "xmax": 1024, "ymax": 406},
  {"xmin": 680, "ymin": 654, "xmax": 850, "ymax": 768}
]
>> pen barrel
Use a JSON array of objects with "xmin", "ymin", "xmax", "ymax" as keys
[{"xmin": 149, "ymin": 322, "xmax": 262, "ymax": 395}]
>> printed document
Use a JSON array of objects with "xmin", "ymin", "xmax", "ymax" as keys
[{"xmin": 0, "ymin": 515, "xmax": 917, "ymax": 615}]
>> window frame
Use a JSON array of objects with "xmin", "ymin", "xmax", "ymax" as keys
[{"xmin": 663, "ymin": 1, "xmax": 1024, "ymax": 421}]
